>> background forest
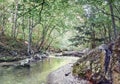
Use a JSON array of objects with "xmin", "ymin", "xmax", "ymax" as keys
[
  {"xmin": 0, "ymin": 0, "xmax": 120, "ymax": 84},
  {"xmin": 0, "ymin": 0, "xmax": 120, "ymax": 55}
]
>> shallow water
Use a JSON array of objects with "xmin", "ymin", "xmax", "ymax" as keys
[{"xmin": 0, "ymin": 57, "xmax": 78, "ymax": 84}]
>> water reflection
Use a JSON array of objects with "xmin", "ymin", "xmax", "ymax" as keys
[{"xmin": 0, "ymin": 57, "xmax": 78, "ymax": 84}]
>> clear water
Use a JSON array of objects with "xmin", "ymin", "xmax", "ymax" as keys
[{"xmin": 0, "ymin": 57, "xmax": 78, "ymax": 84}]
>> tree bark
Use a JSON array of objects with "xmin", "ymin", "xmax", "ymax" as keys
[
  {"xmin": 1, "ymin": 13, "xmax": 5, "ymax": 35},
  {"xmin": 27, "ymin": 16, "xmax": 33, "ymax": 56},
  {"xmin": 102, "ymin": 24, "xmax": 107, "ymax": 43},
  {"xmin": 109, "ymin": 2, "xmax": 117, "ymax": 39},
  {"xmin": 108, "ymin": 25, "xmax": 112, "ymax": 42},
  {"xmin": 22, "ymin": 4, "xmax": 25, "ymax": 41},
  {"xmin": 90, "ymin": 24, "xmax": 96, "ymax": 49},
  {"xmin": 11, "ymin": 0, "xmax": 18, "ymax": 39}
]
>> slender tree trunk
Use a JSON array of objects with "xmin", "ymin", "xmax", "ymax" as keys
[
  {"xmin": 27, "ymin": 17, "xmax": 32, "ymax": 56},
  {"xmin": 1, "ymin": 13, "xmax": 5, "ymax": 35},
  {"xmin": 45, "ymin": 38, "xmax": 54, "ymax": 51},
  {"xmin": 1, "ymin": 5, "xmax": 5, "ymax": 35},
  {"xmin": 108, "ymin": 25, "xmax": 112, "ymax": 42},
  {"xmin": 22, "ymin": 5, "xmax": 25, "ymax": 41},
  {"xmin": 44, "ymin": 26, "xmax": 55, "ymax": 50},
  {"xmin": 90, "ymin": 24, "xmax": 96, "ymax": 49},
  {"xmin": 36, "ymin": 24, "xmax": 48, "ymax": 51},
  {"xmin": 102, "ymin": 24, "xmax": 107, "ymax": 43},
  {"xmin": 37, "ymin": 27, "xmax": 46, "ymax": 51},
  {"xmin": 38, "ymin": 0, "xmax": 44, "ymax": 23},
  {"xmin": 22, "ymin": 17, "xmax": 25, "ymax": 41},
  {"xmin": 12, "ymin": 0, "xmax": 18, "ymax": 39},
  {"xmin": 109, "ymin": 1, "xmax": 117, "ymax": 39},
  {"xmin": 27, "ymin": 15, "xmax": 34, "ymax": 56},
  {"xmin": 11, "ymin": 3, "xmax": 14, "ymax": 37}
]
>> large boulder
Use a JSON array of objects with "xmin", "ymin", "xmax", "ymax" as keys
[
  {"xmin": 72, "ymin": 44, "xmax": 112, "ymax": 83},
  {"xmin": 111, "ymin": 35, "xmax": 120, "ymax": 84},
  {"xmin": 72, "ymin": 34, "xmax": 120, "ymax": 83}
]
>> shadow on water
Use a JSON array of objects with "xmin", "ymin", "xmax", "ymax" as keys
[{"xmin": 0, "ymin": 57, "xmax": 78, "ymax": 84}]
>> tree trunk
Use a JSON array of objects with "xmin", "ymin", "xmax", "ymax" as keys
[
  {"xmin": 11, "ymin": 0, "xmax": 18, "ymax": 39},
  {"xmin": 38, "ymin": 0, "xmax": 44, "ymax": 23},
  {"xmin": 109, "ymin": 2, "xmax": 117, "ymax": 39},
  {"xmin": 27, "ymin": 16, "xmax": 33, "ymax": 56},
  {"xmin": 45, "ymin": 39, "xmax": 54, "ymax": 51},
  {"xmin": 36, "ymin": 24, "xmax": 50, "ymax": 51},
  {"xmin": 22, "ymin": 5, "xmax": 25, "ymax": 41},
  {"xmin": 37, "ymin": 27, "xmax": 46, "ymax": 51},
  {"xmin": 108, "ymin": 25, "xmax": 112, "ymax": 42},
  {"xmin": 22, "ymin": 16, "xmax": 25, "ymax": 41},
  {"xmin": 44, "ymin": 26, "xmax": 55, "ymax": 50},
  {"xmin": 102, "ymin": 24, "xmax": 107, "ymax": 43},
  {"xmin": 90, "ymin": 24, "xmax": 96, "ymax": 49},
  {"xmin": 1, "ymin": 13, "xmax": 5, "ymax": 35}
]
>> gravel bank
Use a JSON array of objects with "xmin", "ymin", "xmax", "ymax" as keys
[{"xmin": 46, "ymin": 63, "xmax": 89, "ymax": 84}]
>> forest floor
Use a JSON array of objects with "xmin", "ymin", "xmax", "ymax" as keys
[
  {"xmin": 0, "ymin": 35, "xmax": 49, "ymax": 67},
  {"xmin": 0, "ymin": 35, "xmax": 28, "ymax": 57},
  {"xmin": 0, "ymin": 36, "xmax": 27, "ymax": 62}
]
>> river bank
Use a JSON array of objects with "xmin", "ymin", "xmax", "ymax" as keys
[{"xmin": 47, "ymin": 63, "xmax": 89, "ymax": 84}]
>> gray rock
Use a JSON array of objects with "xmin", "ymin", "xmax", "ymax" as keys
[{"xmin": 47, "ymin": 64, "xmax": 90, "ymax": 84}]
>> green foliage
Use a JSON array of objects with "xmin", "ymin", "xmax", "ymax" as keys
[
  {"xmin": 0, "ymin": 0, "xmax": 120, "ymax": 51},
  {"xmin": 68, "ymin": 0, "xmax": 120, "ymax": 48}
]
